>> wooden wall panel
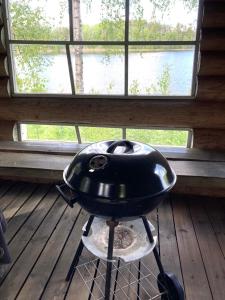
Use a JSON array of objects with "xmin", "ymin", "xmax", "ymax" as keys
[
  {"xmin": 0, "ymin": 78, "xmax": 10, "ymax": 97},
  {"xmin": 0, "ymin": 54, "xmax": 8, "ymax": 76},
  {"xmin": 201, "ymin": 29, "xmax": 225, "ymax": 51},
  {"xmin": 0, "ymin": 25, "xmax": 6, "ymax": 54},
  {"xmin": 0, "ymin": 120, "xmax": 15, "ymax": 141},
  {"xmin": 0, "ymin": 98, "xmax": 224, "ymax": 129},
  {"xmin": 193, "ymin": 129, "xmax": 225, "ymax": 149},
  {"xmin": 0, "ymin": 2, "xmax": 10, "ymax": 99},
  {"xmin": 202, "ymin": 2, "xmax": 225, "ymax": 28},
  {"xmin": 197, "ymin": 76, "xmax": 225, "ymax": 101},
  {"xmin": 199, "ymin": 52, "xmax": 225, "ymax": 76},
  {"xmin": 195, "ymin": 1, "xmax": 225, "ymax": 149}
]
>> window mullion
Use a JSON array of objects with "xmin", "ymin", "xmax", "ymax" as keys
[
  {"xmin": 75, "ymin": 125, "xmax": 82, "ymax": 144},
  {"xmin": 69, "ymin": 0, "xmax": 73, "ymax": 41},
  {"xmin": 66, "ymin": 44, "xmax": 75, "ymax": 94},
  {"xmin": 124, "ymin": 0, "xmax": 130, "ymax": 96}
]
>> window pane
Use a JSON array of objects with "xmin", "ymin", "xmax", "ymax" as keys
[
  {"xmin": 70, "ymin": 46, "xmax": 124, "ymax": 94},
  {"xmin": 9, "ymin": 0, "xmax": 69, "ymax": 41},
  {"xmin": 21, "ymin": 124, "xmax": 77, "ymax": 142},
  {"xmin": 130, "ymin": 0, "xmax": 199, "ymax": 41},
  {"xmin": 78, "ymin": 0, "xmax": 125, "ymax": 41},
  {"xmin": 12, "ymin": 45, "xmax": 71, "ymax": 94},
  {"xmin": 126, "ymin": 129, "xmax": 189, "ymax": 147},
  {"xmin": 79, "ymin": 127, "xmax": 122, "ymax": 143},
  {"xmin": 128, "ymin": 45, "xmax": 195, "ymax": 96}
]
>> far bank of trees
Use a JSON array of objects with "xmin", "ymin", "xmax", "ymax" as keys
[{"xmin": 9, "ymin": 0, "xmax": 197, "ymax": 94}]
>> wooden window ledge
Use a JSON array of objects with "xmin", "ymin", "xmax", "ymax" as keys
[{"xmin": 0, "ymin": 141, "xmax": 225, "ymax": 197}]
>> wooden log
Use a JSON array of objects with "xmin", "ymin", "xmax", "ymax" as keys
[
  {"xmin": 0, "ymin": 98, "xmax": 225, "ymax": 129},
  {"xmin": 201, "ymin": 29, "xmax": 225, "ymax": 51},
  {"xmin": 197, "ymin": 76, "xmax": 225, "ymax": 101},
  {"xmin": 173, "ymin": 176, "xmax": 225, "ymax": 198},
  {"xmin": 0, "ymin": 120, "xmax": 16, "ymax": 140},
  {"xmin": 0, "ymin": 25, "xmax": 6, "ymax": 54},
  {"xmin": 199, "ymin": 52, "xmax": 225, "ymax": 76},
  {"xmin": 203, "ymin": 2, "xmax": 225, "ymax": 28},
  {"xmin": 0, "ymin": 3, "xmax": 3, "ymax": 26},
  {"xmin": 193, "ymin": 128, "xmax": 225, "ymax": 149},
  {"xmin": 0, "ymin": 54, "xmax": 8, "ymax": 77},
  {"xmin": 0, "ymin": 77, "xmax": 10, "ymax": 97}
]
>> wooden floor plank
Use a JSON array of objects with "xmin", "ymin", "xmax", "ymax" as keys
[
  {"xmin": 0, "ymin": 183, "xmax": 26, "ymax": 211},
  {"xmin": 204, "ymin": 198, "xmax": 225, "ymax": 258},
  {"xmin": 0, "ymin": 181, "xmax": 14, "ymax": 199},
  {"xmin": 139, "ymin": 209, "xmax": 159, "ymax": 299},
  {"xmin": 5, "ymin": 184, "xmax": 51, "ymax": 243},
  {"xmin": 65, "ymin": 248, "xmax": 97, "ymax": 300},
  {"xmin": 0, "ymin": 180, "xmax": 223, "ymax": 300},
  {"xmin": 158, "ymin": 197, "xmax": 183, "ymax": 285},
  {"xmin": 42, "ymin": 209, "xmax": 88, "ymax": 300},
  {"xmin": 0, "ymin": 196, "xmax": 66, "ymax": 300},
  {"xmin": 189, "ymin": 198, "xmax": 225, "ymax": 300},
  {"xmin": 173, "ymin": 199, "xmax": 212, "ymax": 300},
  {"xmin": 2, "ymin": 182, "xmax": 37, "ymax": 223},
  {"xmin": 16, "ymin": 204, "xmax": 81, "ymax": 300}
]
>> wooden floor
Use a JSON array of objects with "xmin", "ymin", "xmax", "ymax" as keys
[{"xmin": 0, "ymin": 181, "xmax": 224, "ymax": 300}]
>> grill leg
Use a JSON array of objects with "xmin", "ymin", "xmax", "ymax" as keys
[
  {"xmin": 105, "ymin": 220, "xmax": 117, "ymax": 300},
  {"xmin": 141, "ymin": 216, "xmax": 166, "ymax": 277},
  {"xmin": 66, "ymin": 215, "xmax": 95, "ymax": 282}
]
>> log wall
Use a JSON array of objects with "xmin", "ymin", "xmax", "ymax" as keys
[
  {"xmin": 0, "ymin": 0, "xmax": 14, "ymax": 141},
  {"xmin": 194, "ymin": 0, "xmax": 225, "ymax": 149},
  {"xmin": 0, "ymin": 1, "xmax": 225, "ymax": 148}
]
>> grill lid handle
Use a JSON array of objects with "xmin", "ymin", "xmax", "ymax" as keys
[
  {"xmin": 107, "ymin": 140, "xmax": 134, "ymax": 154},
  {"xmin": 56, "ymin": 183, "xmax": 77, "ymax": 208}
]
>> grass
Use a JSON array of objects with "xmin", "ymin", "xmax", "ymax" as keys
[{"xmin": 23, "ymin": 124, "xmax": 189, "ymax": 147}]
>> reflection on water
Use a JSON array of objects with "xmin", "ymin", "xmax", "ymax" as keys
[{"xmin": 18, "ymin": 50, "xmax": 194, "ymax": 95}]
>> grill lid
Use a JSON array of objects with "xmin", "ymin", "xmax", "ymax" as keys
[{"xmin": 63, "ymin": 140, "xmax": 176, "ymax": 200}]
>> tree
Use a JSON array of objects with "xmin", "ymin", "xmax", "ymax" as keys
[
  {"xmin": 10, "ymin": 0, "xmax": 53, "ymax": 92},
  {"xmin": 73, "ymin": 0, "xmax": 84, "ymax": 93},
  {"xmin": 72, "ymin": 0, "xmax": 198, "ymax": 94}
]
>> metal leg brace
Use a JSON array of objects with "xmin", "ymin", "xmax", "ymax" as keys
[
  {"xmin": 66, "ymin": 215, "xmax": 95, "ymax": 282},
  {"xmin": 104, "ymin": 220, "xmax": 117, "ymax": 300},
  {"xmin": 141, "ymin": 216, "xmax": 166, "ymax": 277}
]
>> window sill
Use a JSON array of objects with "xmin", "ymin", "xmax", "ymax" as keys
[{"xmin": 0, "ymin": 141, "xmax": 225, "ymax": 197}]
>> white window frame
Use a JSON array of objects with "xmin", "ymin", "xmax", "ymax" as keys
[{"xmin": 2, "ymin": 0, "xmax": 203, "ymax": 99}]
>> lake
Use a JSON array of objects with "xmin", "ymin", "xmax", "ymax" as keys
[{"xmin": 19, "ymin": 50, "xmax": 195, "ymax": 95}]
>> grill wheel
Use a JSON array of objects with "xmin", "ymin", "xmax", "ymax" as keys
[{"xmin": 157, "ymin": 272, "xmax": 185, "ymax": 300}]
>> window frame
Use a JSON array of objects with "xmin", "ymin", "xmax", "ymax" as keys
[
  {"xmin": 3, "ymin": 0, "xmax": 203, "ymax": 99},
  {"xmin": 18, "ymin": 121, "xmax": 193, "ymax": 148}
]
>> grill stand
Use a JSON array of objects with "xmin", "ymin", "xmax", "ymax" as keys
[{"xmin": 66, "ymin": 215, "xmax": 184, "ymax": 300}]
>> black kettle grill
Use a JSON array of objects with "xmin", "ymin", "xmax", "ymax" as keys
[
  {"xmin": 56, "ymin": 140, "xmax": 184, "ymax": 300},
  {"xmin": 56, "ymin": 140, "xmax": 176, "ymax": 219}
]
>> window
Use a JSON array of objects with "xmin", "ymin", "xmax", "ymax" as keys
[
  {"xmin": 20, "ymin": 123, "xmax": 192, "ymax": 147},
  {"xmin": 5, "ymin": 0, "xmax": 201, "ymax": 97}
]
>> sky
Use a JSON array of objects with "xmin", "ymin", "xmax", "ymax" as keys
[{"xmin": 10, "ymin": 0, "xmax": 199, "ymax": 28}]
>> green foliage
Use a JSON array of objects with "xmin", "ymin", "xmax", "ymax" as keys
[
  {"xmin": 10, "ymin": 0, "xmax": 52, "ymax": 40},
  {"xmin": 129, "ymin": 80, "xmax": 141, "ymax": 95},
  {"xmin": 146, "ymin": 64, "xmax": 170, "ymax": 95},
  {"xmin": 129, "ymin": 64, "xmax": 171, "ymax": 95},
  {"xmin": 82, "ymin": 20, "xmax": 195, "ymax": 42},
  {"xmin": 25, "ymin": 124, "xmax": 188, "ymax": 146},
  {"xmin": 10, "ymin": 1, "xmax": 53, "ymax": 92},
  {"xmin": 126, "ymin": 128, "xmax": 188, "ymax": 146},
  {"xmin": 26, "ymin": 124, "xmax": 77, "ymax": 141}
]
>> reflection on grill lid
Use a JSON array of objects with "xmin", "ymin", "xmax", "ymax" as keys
[{"xmin": 64, "ymin": 140, "xmax": 176, "ymax": 200}]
